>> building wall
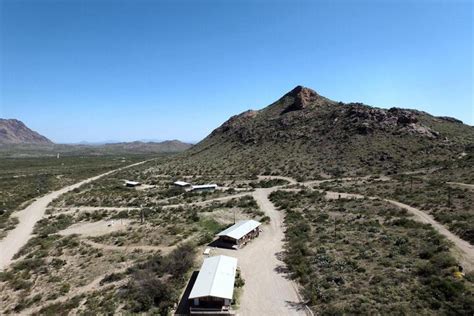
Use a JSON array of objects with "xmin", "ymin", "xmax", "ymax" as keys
[
  {"xmin": 218, "ymin": 227, "xmax": 260, "ymax": 247},
  {"xmin": 190, "ymin": 296, "xmax": 228, "ymax": 307}
]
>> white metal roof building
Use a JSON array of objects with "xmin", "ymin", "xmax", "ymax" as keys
[
  {"xmin": 217, "ymin": 220, "xmax": 261, "ymax": 241},
  {"xmin": 191, "ymin": 184, "xmax": 218, "ymax": 191},
  {"xmin": 173, "ymin": 180, "xmax": 191, "ymax": 187},
  {"xmin": 124, "ymin": 180, "xmax": 141, "ymax": 187},
  {"xmin": 189, "ymin": 255, "xmax": 238, "ymax": 301}
]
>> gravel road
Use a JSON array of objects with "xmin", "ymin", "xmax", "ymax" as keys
[
  {"xmin": 216, "ymin": 187, "xmax": 307, "ymax": 316},
  {"xmin": 0, "ymin": 160, "xmax": 149, "ymax": 271}
]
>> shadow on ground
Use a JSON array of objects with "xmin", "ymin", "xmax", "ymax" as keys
[
  {"xmin": 285, "ymin": 300, "xmax": 310, "ymax": 313},
  {"xmin": 207, "ymin": 239, "xmax": 237, "ymax": 250},
  {"xmin": 274, "ymin": 251, "xmax": 293, "ymax": 279},
  {"xmin": 175, "ymin": 271, "xmax": 199, "ymax": 315}
]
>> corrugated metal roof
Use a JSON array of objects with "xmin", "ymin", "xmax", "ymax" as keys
[
  {"xmin": 174, "ymin": 181, "xmax": 191, "ymax": 186},
  {"xmin": 189, "ymin": 255, "xmax": 237, "ymax": 300},
  {"xmin": 125, "ymin": 180, "xmax": 140, "ymax": 186},
  {"xmin": 192, "ymin": 184, "xmax": 218, "ymax": 190},
  {"xmin": 217, "ymin": 220, "xmax": 261, "ymax": 240}
]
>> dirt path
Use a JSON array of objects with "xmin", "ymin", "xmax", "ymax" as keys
[
  {"xmin": 48, "ymin": 206, "xmax": 140, "ymax": 216},
  {"xmin": 58, "ymin": 220, "xmax": 132, "ymax": 237},
  {"xmin": 258, "ymin": 175, "xmax": 298, "ymax": 185},
  {"xmin": 216, "ymin": 187, "xmax": 307, "ymax": 315},
  {"xmin": 82, "ymin": 240, "xmax": 170, "ymax": 252},
  {"xmin": 446, "ymin": 182, "xmax": 474, "ymax": 190},
  {"xmin": 162, "ymin": 192, "xmax": 252, "ymax": 209},
  {"xmin": 286, "ymin": 179, "xmax": 474, "ymax": 272},
  {"xmin": 301, "ymin": 175, "xmax": 391, "ymax": 187},
  {"xmin": 318, "ymin": 188, "xmax": 474, "ymax": 271},
  {"xmin": 0, "ymin": 160, "xmax": 150, "ymax": 271},
  {"xmin": 384, "ymin": 199, "xmax": 474, "ymax": 272}
]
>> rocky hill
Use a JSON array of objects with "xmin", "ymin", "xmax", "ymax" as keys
[
  {"xmin": 0, "ymin": 119, "xmax": 53, "ymax": 145},
  {"xmin": 164, "ymin": 86, "xmax": 474, "ymax": 179}
]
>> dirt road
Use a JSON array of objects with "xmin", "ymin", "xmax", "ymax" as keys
[
  {"xmin": 446, "ymin": 182, "xmax": 474, "ymax": 190},
  {"xmin": 81, "ymin": 239, "xmax": 172, "ymax": 252},
  {"xmin": 162, "ymin": 192, "xmax": 252, "ymax": 209},
  {"xmin": 294, "ymin": 179, "xmax": 474, "ymax": 272},
  {"xmin": 0, "ymin": 160, "xmax": 149, "ymax": 271},
  {"xmin": 258, "ymin": 175, "xmax": 298, "ymax": 185},
  {"xmin": 216, "ymin": 187, "xmax": 307, "ymax": 316},
  {"xmin": 385, "ymin": 199, "xmax": 474, "ymax": 272}
]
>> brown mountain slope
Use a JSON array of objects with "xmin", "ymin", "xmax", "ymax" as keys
[
  {"xmin": 0, "ymin": 119, "xmax": 53, "ymax": 145},
  {"xmin": 161, "ymin": 86, "xmax": 474, "ymax": 179}
]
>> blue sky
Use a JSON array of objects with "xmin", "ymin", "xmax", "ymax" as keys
[{"xmin": 0, "ymin": 0, "xmax": 472, "ymax": 143}]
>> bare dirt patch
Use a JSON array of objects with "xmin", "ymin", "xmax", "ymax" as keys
[{"xmin": 59, "ymin": 220, "xmax": 131, "ymax": 237}]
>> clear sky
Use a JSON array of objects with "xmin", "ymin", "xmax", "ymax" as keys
[{"xmin": 0, "ymin": 0, "xmax": 472, "ymax": 143}]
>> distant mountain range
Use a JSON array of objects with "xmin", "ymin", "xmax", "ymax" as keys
[
  {"xmin": 168, "ymin": 86, "xmax": 474, "ymax": 178},
  {"xmin": 0, "ymin": 118, "xmax": 192, "ymax": 156}
]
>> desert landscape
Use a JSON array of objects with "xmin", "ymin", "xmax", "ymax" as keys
[
  {"xmin": 1, "ymin": 0, "xmax": 473, "ymax": 315},
  {"xmin": 1, "ymin": 85, "xmax": 473, "ymax": 315}
]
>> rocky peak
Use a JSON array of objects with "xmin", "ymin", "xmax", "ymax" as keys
[{"xmin": 281, "ymin": 85, "xmax": 322, "ymax": 113}]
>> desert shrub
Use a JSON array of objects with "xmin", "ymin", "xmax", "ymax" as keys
[
  {"xmin": 124, "ymin": 243, "xmax": 196, "ymax": 313},
  {"xmin": 271, "ymin": 190, "xmax": 474, "ymax": 314},
  {"xmin": 197, "ymin": 232, "xmax": 213, "ymax": 245},
  {"xmin": 38, "ymin": 295, "xmax": 84, "ymax": 315},
  {"xmin": 250, "ymin": 179, "xmax": 289, "ymax": 188},
  {"xmin": 199, "ymin": 218, "xmax": 226, "ymax": 234},
  {"xmin": 34, "ymin": 214, "xmax": 74, "ymax": 236},
  {"xmin": 127, "ymin": 273, "xmax": 175, "ymax": 313},
  {"xmin": 235, "ymin": 270, "xmax": 245, "ymax": 287}
]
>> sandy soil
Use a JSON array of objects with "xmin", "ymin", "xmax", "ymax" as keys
[
  {"xmin": 49, "ymin": 206, "xmax": 139, "ymax": 215},
  {"xmin": 21, "ymin": 262, "xmax": 132, "ymax": 315},
  {"xmin": 81, "ymin": 239, "xmax": 170, "ymax": 252},
  {"xmin": 162, "ymin": 192, "xmax": 252, "ymax": 209},
  {"xmin": 301, "ymin": 175, "xmax": 391, "ymax": 187},
  {"xmin": 215, "ymin": 187, "xmax": 307, "ymax": 316},
  {"xmin": 258, "ymin": 175, "xmax": 298, "ymax": 185},
  {"xmin": 200, "ymin": 209, "xmax": 250, "ymax": 224},
  {"xmin": 0, "ymin": 160, "xmax": 149, "ymax": 271},
  {"xmin": 58, "ymin": 220, "xmax": 131, "ymax": 237}
]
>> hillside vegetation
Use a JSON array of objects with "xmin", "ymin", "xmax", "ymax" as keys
[
  {"xmin": 159, "ymin": 86, "xmax": 474, "ymax": 180},
  {"xmin": 270, "ymin": 190, "xmax": 474, "ymax": 314}
]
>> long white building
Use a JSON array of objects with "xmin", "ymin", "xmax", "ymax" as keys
[
  {"xmin": 189, "ymin": 255, "xmax": 238, "ymax": 314},
  {"xmin": 217, "ymin": 220, "xmax": 261, "ymax": 248}
]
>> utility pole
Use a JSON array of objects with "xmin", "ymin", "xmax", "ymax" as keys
[
  {"xmin": 447, "ymin": 186, "xmax": 452, "ymax": 207},
  {"xmin": 140, "ymin": 204, "xmax": 144, "ymax": 224}
]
